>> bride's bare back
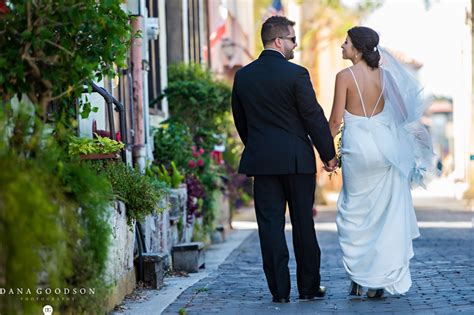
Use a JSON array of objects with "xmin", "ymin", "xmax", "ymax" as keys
[
  {"xmin": 345, "ymin": 64, "xmax": 384, "ymax": 117},
  {"xmin": 329, "ymin": 64, "xmax": 385, "ymax": 137}
]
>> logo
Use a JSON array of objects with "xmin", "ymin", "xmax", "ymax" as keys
[{"xmin": 43, "ymin": 305, "xmax": 53, "ymax": 315}]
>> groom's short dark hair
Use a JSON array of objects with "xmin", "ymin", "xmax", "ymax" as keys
[{"xmin": 261, "ymin": 16, "xmax": 295, "ymax": 46}]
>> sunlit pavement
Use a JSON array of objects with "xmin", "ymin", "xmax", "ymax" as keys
[{"xmin": 163, "ymin": 178, "xmax": 473, "ymax": 314}]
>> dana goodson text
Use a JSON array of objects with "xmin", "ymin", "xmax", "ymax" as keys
[{"xmin": 0, "ymin": 288, "xmax": 96, "ymax": 295}]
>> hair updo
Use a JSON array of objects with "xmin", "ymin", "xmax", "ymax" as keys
[{"xmin": 347, "ymin": 26, "xmax": 380, "ymax": 69}]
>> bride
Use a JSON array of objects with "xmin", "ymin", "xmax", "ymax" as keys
[{"xmin": 328, "ymin": 26, "xmax": 434, "ymax": 298}]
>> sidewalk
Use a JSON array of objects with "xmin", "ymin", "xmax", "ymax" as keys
[{"xmin": 112, "ymin": 228, "xmax": 253, "ymax": 314}]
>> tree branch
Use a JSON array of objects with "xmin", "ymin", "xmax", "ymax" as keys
[
  {"xmin": 50, "ymin": 84, "xmax": 77, "ymax": 101},
  {"xmin": 44, "ymin": 39, "xmax": 74, "ymax": 56}
]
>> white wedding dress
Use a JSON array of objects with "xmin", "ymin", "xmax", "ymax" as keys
[{"xmin": 336, "ymin": 63, "xmax": 430, "ymax": 295}]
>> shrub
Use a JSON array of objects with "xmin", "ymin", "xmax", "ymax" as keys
[
  {"xmin": 0, "ymin": 0, "xmax": 132, "ymax": 115},
  {"xmin": 153, "ymin": 120, "xmax": 193, "ymax": 171},
  {"xmin": 162, "ymin": 63, "xmax": 231, "ymax": 137},
  {"xmin": 160, "ymin": 63, "xmax": 232, "ymax": 238},
  {"xmin": 0, "ymin": 154, "xmax": 71, "ymax": 314},
  {"xmin": 0, "ymin": 107, "xmax": 116, "ymax": 313},
  {"xmin": 58, "ymin": 158, "xmax": 114, "ymax": 313},
  {"xmin": 92, "ymin": 160, "xmax": 169, "ymax": 226}
]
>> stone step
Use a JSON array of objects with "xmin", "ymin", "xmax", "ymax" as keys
[
  {"xmin": 141, "ymin": 252, "xmax": 169, "ymax": 289},
  {"xmin": 172, "ymin": 242, "xmax": 205, "ymax": 273}
]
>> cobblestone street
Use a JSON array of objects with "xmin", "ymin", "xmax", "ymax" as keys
[{"xmin": 164, "ymin": 203, "xmax": 473, "ymax": 314}]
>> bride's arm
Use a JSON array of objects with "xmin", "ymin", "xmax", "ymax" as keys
[{"xmin": 329, "ymin": 70, "xmax": 348, "ymax": 137}]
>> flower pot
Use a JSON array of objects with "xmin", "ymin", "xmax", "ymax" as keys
[{"xmin": 80, "ymin": 153, "xmax": 120, "ymax": 160}]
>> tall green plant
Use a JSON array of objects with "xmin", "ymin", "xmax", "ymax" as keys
[
  {"xmin": 0, "ymin": 106, "xmax": 116, "ymax": 314},
  {"xmin": 0, "ymin": 154, "xmax": 71, "ymax": 314},
  {"xmin": 153, "ymin": 120, "xmax": 193, "ymax": 171},
  {"xmin": 162, "ymin": 63, "xmax": 231, "ymax": 136}
]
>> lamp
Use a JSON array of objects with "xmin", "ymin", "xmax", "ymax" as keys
[
  {"xmin": 221, "ymin": 38, "xmax": 236, "ymax": 61},
  {"xmin": 125, "ymin": 0, "xmax": 142, "ymax": 16}
]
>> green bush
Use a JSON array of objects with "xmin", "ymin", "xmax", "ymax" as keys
[
  {"xmin": 0, "ymin": 0, "xmax": 132, "ymax": 115},
  {"xmin": 92, "ymin": 161, "xmax": 169, "ymax": 226},
  {"xmin": 160, "ymin": 63, "xmax": 232, "ymax": 237},
  {"xmin": 162, "ymin": 63, "xmax": 231, "ymax": 137},
  {"xmin": 0, "ymin": 149, "xmax": 114, "ymax": 314},
  {"xmin": 0, "ymin": 107, "xmax": 115, "ymax": 314},
  {"xmin": 0, "ymin": 154, "xmax": 71, "ymax": 314},
  {"xmin": 58, "ymin": 158, "xmax": 114, "ymax": 313},
  {"xmin": 153, "ymin": 120, "xmax": 193, "ymax": 171}
]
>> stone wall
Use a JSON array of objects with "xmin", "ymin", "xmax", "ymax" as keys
[
  {"xmin": 104, "ymin": 201, "xmax": 136, "ymax": 311},
  {"xmin": 143, "ymin": 186, "xmax": 189, "ymax": 257}
]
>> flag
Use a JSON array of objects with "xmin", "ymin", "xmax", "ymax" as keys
[
  {"xmin": 210, "ymin": 22, "xmax": 226, "ymax": 49},
  {"xmin": 209, "ymin": 3, "xmax": 229, "ymax": 49},
  {"xmin": 262, "ymin": 0, "xmax": 285, "ymax": 22}
]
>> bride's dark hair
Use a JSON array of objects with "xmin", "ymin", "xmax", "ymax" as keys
[{"xmin": 348, "ymin": 26, "xmax": 380, "ymax": 69}]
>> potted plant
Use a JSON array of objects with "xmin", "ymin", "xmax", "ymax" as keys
[{"xmin": 68, "ymin": 133, "xmax": 124, "ymax": 160}]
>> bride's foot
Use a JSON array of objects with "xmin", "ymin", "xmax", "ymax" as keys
[
  {"xmin": 349, "ymin": 281, "xmax": 362, "ymax": 296},
  {"xmin": 367, "ymin": 288, "xmax": 384, "ymax": 298}
]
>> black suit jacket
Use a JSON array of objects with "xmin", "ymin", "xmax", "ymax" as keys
[{"xmin": 232, "ymin": 49, "xmax": 335, "ymax": 175}]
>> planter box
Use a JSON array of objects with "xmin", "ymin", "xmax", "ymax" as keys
[{"xmin": 172, "ymin": 242, "xmax": 205, "ymax": 273}]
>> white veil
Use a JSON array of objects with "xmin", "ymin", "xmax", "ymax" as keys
[{"xmin": 379, "ymin": 47, "xmax": 435, "ymax": 188}]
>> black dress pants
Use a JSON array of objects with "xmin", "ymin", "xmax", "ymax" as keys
[{"xmin": 253, "ymin": 174, "xmax": 321, "ymax": 299}]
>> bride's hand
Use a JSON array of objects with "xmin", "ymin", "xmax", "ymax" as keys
[
  {"xmin": 323, "ymin": 165, "xmax": 336, "ymax": 173},
  {"xmin": 323, "ymin": 157, "xmax": 338, "ymax": 172}
]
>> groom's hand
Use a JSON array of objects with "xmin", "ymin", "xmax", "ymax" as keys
[{"xmin": 323, "ymin": 157, "xmax": 338, "ymax": 172}]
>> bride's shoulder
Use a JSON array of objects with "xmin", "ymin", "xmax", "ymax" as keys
[
  {"xmin": 337, "ymin": 67, "xmax": 352, "ymax": 76},
  {"xmin": 335, "ymin": 68, "xmax": 352, "ymax": 82}
]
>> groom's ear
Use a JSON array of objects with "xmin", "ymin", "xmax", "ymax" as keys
[{"xmin": 273, "ymin": 37, "xmax": 283, "ymax": 48}]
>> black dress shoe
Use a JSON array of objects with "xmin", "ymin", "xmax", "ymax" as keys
[
  {"xmin": 272, "ymin": 296, "xmax": 290, "ymax": 303},
  {"xmin": 299, "ymin": 286, "xmax": 326, "ymax": 300},
  {"xmin": 349, "ymin": 281, "xmax": 363, "ymax": 296}
]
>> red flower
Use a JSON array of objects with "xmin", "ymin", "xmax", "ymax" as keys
[
  {"xmin": 199, "ymin": 148, "xmax": 205, "ymax": 155},
  {"xmin": 115, "ymin": 132, "xmax": 121, "ymax": 142},
  {"xmin": 192, "ymin": 151, "xmax": 200, "ymax": 158},
  {"xmin": 197, "ymin": 159, "xmax": 204, "ymax": 167},
  {"xmin": 188, "ymin": 160, "xmax": 196, "ymax": 168},
  {"xmin": 191, "ymin": 145, "xmax": 197, "ymax": 152},
  {"xmin": 0, "ymin": 1, "xmax": 9, "ymax": 14}
]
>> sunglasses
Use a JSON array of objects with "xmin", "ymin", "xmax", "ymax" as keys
[
  {"xmin": 272, "ymin": 36, "xmax": 296, "ymax": 44},
  {"xmin": 280, "ymin": 36, "xmax": 296, "ymax": 44}
]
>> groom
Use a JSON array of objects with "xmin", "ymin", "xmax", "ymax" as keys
[{"xmin": 231, "ymin": 16, "xmax": 337, "ymax": 303}]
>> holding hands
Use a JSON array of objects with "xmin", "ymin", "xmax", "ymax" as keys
[{"xmin": 323, "ymin": 157, "xmax": 338, "ymax": 173}]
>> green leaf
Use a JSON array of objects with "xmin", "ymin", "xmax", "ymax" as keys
[{"xmin": 20, "ymin": 30, "xmax": 32, "ymax": 39}]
